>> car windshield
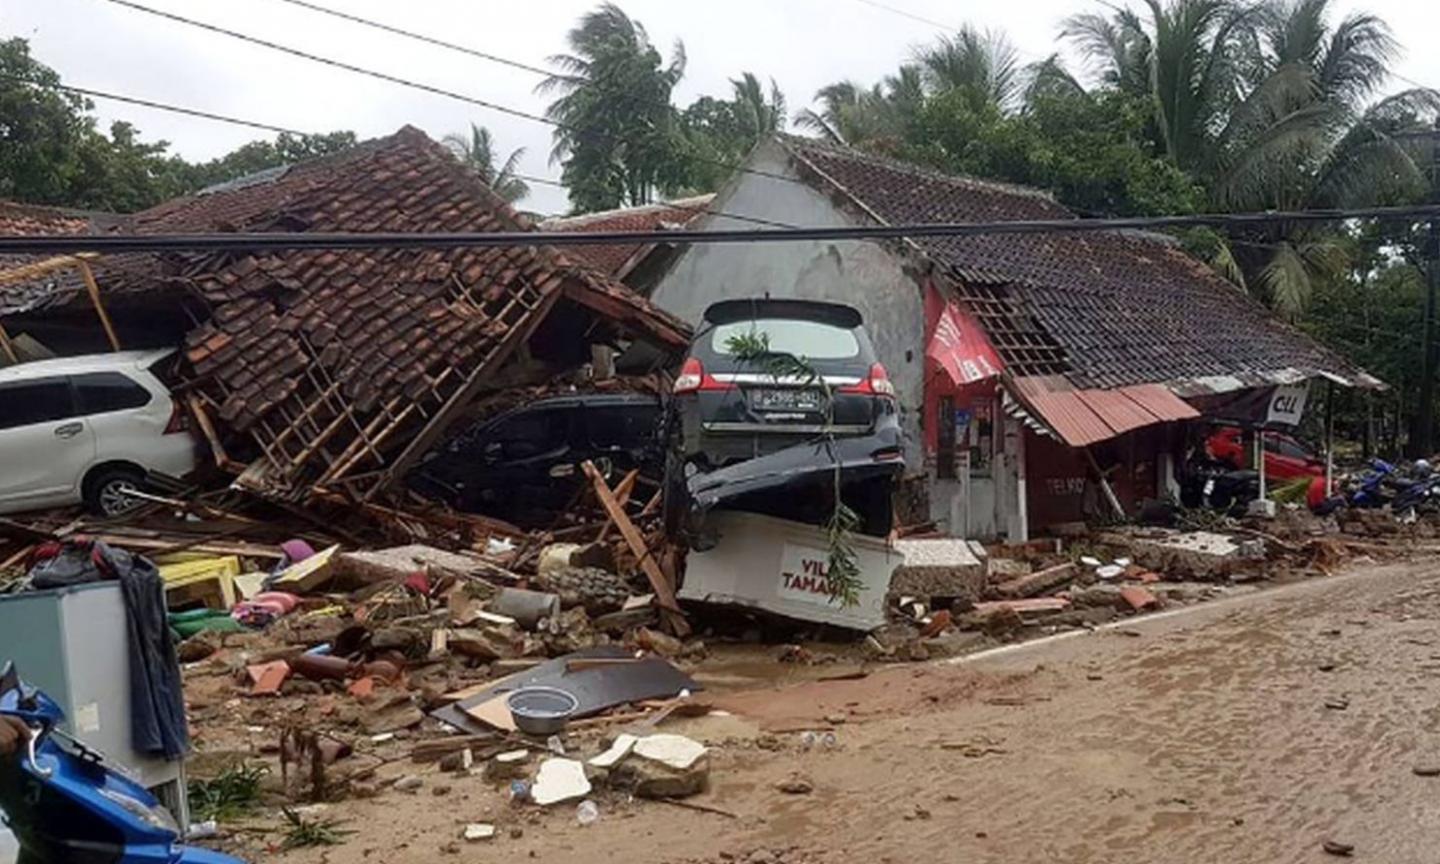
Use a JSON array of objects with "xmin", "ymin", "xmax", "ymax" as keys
[{"xmin": 709, "ymin": 319, "xmax": 860, "ymax": 360}]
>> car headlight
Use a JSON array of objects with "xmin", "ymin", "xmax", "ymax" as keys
[{"xmin": 97, "ymin": 787, "xmax": 179, "ymax": 835}]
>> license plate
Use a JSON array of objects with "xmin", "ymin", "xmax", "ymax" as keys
[{"xmin": 752, "ymin": 389, "xmax": 822, "ymax": 411}]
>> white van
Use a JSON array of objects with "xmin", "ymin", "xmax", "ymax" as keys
[{"xmin": 0, "ymin": 350, "xmax": 199, "ymax": 516}]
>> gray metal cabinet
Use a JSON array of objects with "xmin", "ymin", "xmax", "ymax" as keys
[{"xmin": 0, "ymin": 581, "xmax": 187, "ymax": 824}]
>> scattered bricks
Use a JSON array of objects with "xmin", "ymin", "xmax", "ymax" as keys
[
  {"xmin": 919, "ymin": 610, "xmax": 954, "ymax": 638},
  {"xmin": 247, "ymin": 660, "xmax": 291, "ymax": 697},
  {"xmin": 971, "ymin": 598, "xmax": 1071, "ymax": 617},
  {"xmin": 986, "ymin": 558, "xmax": 1031, "ymax": 580},
  {"xmin": 347, "ymin": 676, "xmax": 376, "ymax": 700},
  {"xmin": 995, "ymin": 562, "xmax": 1078, "ymax": 599},
  {"xmin": 1119, "ymin": 586, "xmax": 1161, "ymax": 612}
]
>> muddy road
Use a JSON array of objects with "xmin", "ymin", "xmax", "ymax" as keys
[{"xmin": 263, "ymin": 559, "xmax": 1440, "ymax": 864}]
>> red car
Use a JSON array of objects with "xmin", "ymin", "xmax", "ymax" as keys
[{"xmin": 1206, "ymin": 426, "xmax": 1325, "ymax": 480}]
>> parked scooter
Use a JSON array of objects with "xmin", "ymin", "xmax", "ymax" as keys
[
  {"xmin": 0, "ymin": 662, "xmax": 241, "ymax": 864},
  {"xmin": 1346, "ymin": 459, "xmax": 1401, "ymax": 509}
]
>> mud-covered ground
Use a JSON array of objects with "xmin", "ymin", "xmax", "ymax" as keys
[{"xmin": 210, "ymin": 556, "xmax": 1440, "ymax": 864}]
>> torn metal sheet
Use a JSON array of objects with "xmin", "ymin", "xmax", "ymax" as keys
[
  {"xmin": 684, "ymin": 428, "xmax": 904, "ymax": 523},
  {"xmin": 430, "ymin": 646, "xmax": 699, "ymax": 735}
]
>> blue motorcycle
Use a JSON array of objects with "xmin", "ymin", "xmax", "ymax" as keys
[{"xmin": 0, "ymin": 662, "xmax": 242, "ymax": 864}]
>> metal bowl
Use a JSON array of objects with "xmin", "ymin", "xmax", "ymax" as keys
[{"xmin": 506, "ymin": 686, "xmax": 579, "ymax": 736}]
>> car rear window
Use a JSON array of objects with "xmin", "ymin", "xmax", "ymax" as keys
[
  {"xmin": 74, "ymin": 372, "xmax": 152, "ymax": 415},
  {"xmin": 710, "ymin": 319, "xmax": 860, "ymax": 360},
  {"xmin": 0, "ymin": 378, "xmax": 77, "ymax": 430}
]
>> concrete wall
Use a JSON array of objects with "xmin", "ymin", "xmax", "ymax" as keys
[{"xmin": 650, "ymin": 140, "xmax": 928, "ymax": 472}]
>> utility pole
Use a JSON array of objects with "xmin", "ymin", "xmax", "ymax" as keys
[{"xmin": 1414, "ymin": 119, "xmax": 1440, "ymax": 457}]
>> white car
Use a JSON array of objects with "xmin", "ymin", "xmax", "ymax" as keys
[{"xmin": 0, "ymin": 350, "xmax": 199, "ymax": 516}]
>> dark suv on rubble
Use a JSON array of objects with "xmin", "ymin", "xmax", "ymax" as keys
[
  {"xmin": 409, "ymin": 392, "xmax": 662, "ymax": 526},
  {"xmin": 666, "ymin": 299, "xmax": 904, "ymax": 538}
]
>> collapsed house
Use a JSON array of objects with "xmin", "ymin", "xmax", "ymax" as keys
[
  {"xmin": 540, "ymin": 195, "xmax": 714, "ymax": 295},
  {"xmin": 0, "ymin": 127, "xmax": 689, "ymax": 508},
  {"xmin": 647, "ymin": 135, "xmax": 1379, "ymax": 541}
]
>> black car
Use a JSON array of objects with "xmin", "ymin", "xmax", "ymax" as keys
[
  {"xmin": 666, "ymin": 299, "xmax": 905, "ymax": 539},
  {"xmin": 409, "ymin": 392, "xmax": 662, "ymax": 526}
]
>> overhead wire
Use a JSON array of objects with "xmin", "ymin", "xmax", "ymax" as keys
[
  {"xmin": 265, "ymin": 0, "xmax": 553, "ymax": 78},
  {"xmin": 1, "ymin": 73, "xmax": 800, "ymax": 231},
  {"xmin": 103, "ymin": 0, "xmax": 813, "ymax": 194},
  {"xmin": 4, "ymin": 204, "xmax": 1440, "ymax": 255}
]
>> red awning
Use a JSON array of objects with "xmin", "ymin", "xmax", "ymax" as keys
[
  {"xmin": 927, "ymin": 300, "xmax": 1003, "ymax": 388},
  {"xmin": 1009, "ymin": 376, "xmax": 1200, "ymax": 448}
]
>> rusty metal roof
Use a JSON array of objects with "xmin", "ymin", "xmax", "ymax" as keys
[{"xmin": 1009, "ymin": 376, "xmax": 1200, "ymax": 448}]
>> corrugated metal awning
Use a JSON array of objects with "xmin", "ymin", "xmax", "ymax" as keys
[{"xmin": 1008, "ymin": 375, "xmax": 1200, "ymax": 448}]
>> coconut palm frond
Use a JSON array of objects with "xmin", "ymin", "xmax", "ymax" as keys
[{"xmin": 1260, "ymin": 239, "xmax": 1313, "ymax": 319}]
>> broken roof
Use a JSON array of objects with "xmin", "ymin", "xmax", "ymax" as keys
[
  {"xmin": 0, "ymin": 127, "xmax": 688, "ymax": 501},
  {"xmin": 541, "ymin": 194, "xmax": 714, "ymax": 281},
  {"xmin": 776, "ymin": 135, "xmax": 1376, "ymax": 393}
]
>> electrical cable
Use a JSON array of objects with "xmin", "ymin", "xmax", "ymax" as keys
[
  {"xmin": 104, "ymin": 0, "xmax": 811, "ymax": 192},
  {"xmin": 4, "ymin": 205, "xmax": 1440, "ymax": 256}
]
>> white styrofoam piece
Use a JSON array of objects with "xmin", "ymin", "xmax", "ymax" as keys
[
  {"xmin": 633, "ymin": 734, "xmax": 707, "ymax": 770},
  {"xmin": 531, "ymin": 758, "xmax": 591, "ymax": 806},
  {"xmin": 588, "ymin": 734, "xmax": 638, "ymax": 769}
]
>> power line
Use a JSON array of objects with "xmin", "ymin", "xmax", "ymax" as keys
[
  {"xmin": 267, "ymin": 0, "xmax": 552, "ymax": 78},
  {"xmin": 0, "ymin": 72, "xmax": 568, "ymax": 192},
  {"xmin": 0, "ymin": 73, "xmax": 304, "ymax": 137},
  {"xmin": 5, "ymin": 204, "xmax": 1440, "ymax": 256},
  {"xmin": 106, "ymin": 0, "xmax": 552, "ymax": 127},
  {"xmin": 104, "ymin": 0, "xmax": 808, "ymax": 193},
  {"xmin": 850, "ymin": 0, "xmax": 955, "ymax": 32},
  {"xmin": 3, "ymin": 73, "xmax": 800, "ymax": 231}
]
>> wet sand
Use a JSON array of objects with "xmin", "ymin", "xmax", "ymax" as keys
[{"xmin": 249, "ymin": 558, "xmax": 1440, "ymax": 863}]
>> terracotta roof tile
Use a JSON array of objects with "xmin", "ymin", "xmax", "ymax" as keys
[
  {"xmin": 777, "ymin": 135, "xmax": 1372, "ymax": 391},
  {"xmin": 541, "ymin": 195, "xmax": 714, "ymax": 278}
]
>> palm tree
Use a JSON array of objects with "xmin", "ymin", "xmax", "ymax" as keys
[
  {"xmin": 913, "ymin": 26, "xmax": 1023, "ymax": 112},
  {"xmin": 1064, "ymin": 0, "xmax": 1439, "ymax": 317},
  {"xmin": 443, "ymin": 123, "xmax": 529, "ymax": 203},
  {"xmin": 538, "ymin": 3, "xmax": 687, "ymax": 211},
  {"xmin": 1064, "ymin": 0, "xmax": 1257, "ymax": 172},
  {"xmin": 729, "ymin": 72, "xmax": 788, "ymax": 144},
  {"xmin": 795, "ymin": 67, "xmax": 925, "ymax": 150}
]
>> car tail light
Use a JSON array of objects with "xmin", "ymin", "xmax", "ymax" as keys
[
  {"xmin": 839, "ymin": 363, "xmax": 896, "ymax": 398},
  {"xmin": 673, "ymin": 357, "xmax": 735, "ymax": 394},
  {"xmin": 164, "ymin": 400, "xmax": 189, "ymax": 435}
]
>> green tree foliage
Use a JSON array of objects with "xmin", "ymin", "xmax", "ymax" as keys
[
  {"xmin": 678, "ymin": 73, "xmax": 787, "ymax": 192},
  {"xmin": 1061, "ymin": 0, "xmax": 1439, "ymax": 317},
  {"xmin": 538, "ymin": 3, "xmax": 689, "ymax": 212},
  {"xmin": 442, "ymin": 123, "xmax": 529, "ymax": 203},
  {"xmin": 1, "ymin": 37, "xmax": 354, "ymax": 212},
  {"xmin": 905, "ymin": 87, "xmax": 1204, "ymax": 217}
]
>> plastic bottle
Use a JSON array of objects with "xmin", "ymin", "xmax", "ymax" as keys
[
  {"xmin": 508, "ymin": 780, "xmax": 530, "ymax": 806},
  {"xmin": 576, "ymin": 800, "xmax": 599, "ymax": 826}
]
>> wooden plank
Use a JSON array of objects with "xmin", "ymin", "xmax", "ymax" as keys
[
  {"xmin": 0, "ymin": 252, "xmax": 98, "ymax": 287},
  {"xmin": 76, "ymin": 260, "xmax": 121, "ymax": 352},
  {"xmin": 582, "ymin": 460, "xmax": 689, "ymax": 636},
  {"xmin": 84, "ymin": 533, "xmax": 285, "ymax": 559},
  {"xmin": 0, "ymin": 320, "xmax": 18, "ymax": 365},
  {"xmin": 597, "ymin": 468, "xmax": 640, "ymax": 543}
]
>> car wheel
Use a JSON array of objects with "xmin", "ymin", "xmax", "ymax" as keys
[{"xmin": 85, "ymin": 467, "xmax": 147, "ymax": 517}]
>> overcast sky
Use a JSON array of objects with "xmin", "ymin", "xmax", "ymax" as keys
[{"xmin": 4, "ymin": 0, "xmax": 1438, "ymax": 216}]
